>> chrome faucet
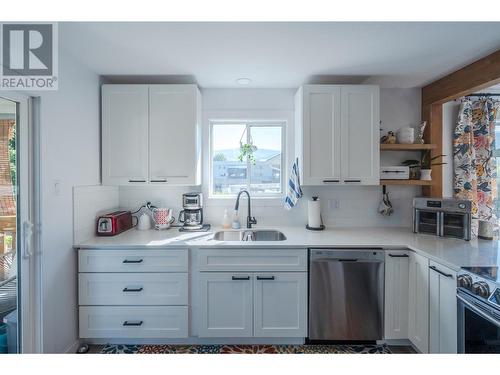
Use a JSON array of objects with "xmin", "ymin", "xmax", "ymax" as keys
[{"xmin": 234, "ymin": 190, "xmax": 257, "ymax": 229}]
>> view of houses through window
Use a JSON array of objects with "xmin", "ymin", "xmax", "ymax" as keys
[{"xmin": 211, "ymin": 122, "xmax": 284, "ymax": 197}]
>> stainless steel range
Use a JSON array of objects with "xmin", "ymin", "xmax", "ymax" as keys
[{"xmin": 457, "ymin": 266, "xmax": 500, "ymax": 353}]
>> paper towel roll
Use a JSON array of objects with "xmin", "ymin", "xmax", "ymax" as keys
[{"xmin": 308, "ymin": 197, "xmax": 322, "ymax": 229}]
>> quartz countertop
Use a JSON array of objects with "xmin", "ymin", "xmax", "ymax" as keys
[{"xmin": 74, "ymin": 226, "xmax": 500, "ymax": 271}]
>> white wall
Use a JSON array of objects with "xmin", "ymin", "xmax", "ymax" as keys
[
  {"xmin": 37, "ymin": 50, "xmax": 101, "ymax": 353},
  {"xmin": 118, "ymin": 87, "xmax": 422, "ymax": 228}
]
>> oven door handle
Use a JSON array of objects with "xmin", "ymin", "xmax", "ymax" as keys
[{"xmin": 457, "ymin": 293, "xmax": 500, "ymax": 328}]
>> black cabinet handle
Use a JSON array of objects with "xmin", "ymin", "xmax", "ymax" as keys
[
  {"xmin": 256, "ymin": 276, "xmax": 275, "ymax": 281},
  {"xmin": 129, "ymin": 179, "xmax": 146, "ymax": 183},
  {"xmin": 232, "ymin": 276, "xmax": 250, "ymax": 281},
  {"xmin": 122, "ymin": 259, "xmax": 143, "ymax": 264},
  {"xmin": 123, "ymin": 320, "xmax": 143, "ymax": 326},
  {"xmin": 123, "ymin": 287, "xmax": 143, "ymax": 292},
  {"xmin": 389, "ymin": 254, "xmax": 409, "ymax": 258},
  {"xmin": 323, "ymin": 179, "xmax": 340, "ymax": 183},
  {"xmin": 429, "ymin": 265, "xmax": 454, "ymax": 278},
  {"xmin": 338, "ymin": 259, "xmax": 358, "ymax": 262},
  {"xmin": 151, "ymin": 179, "xmax": 167, "ymax": 182},
  {"xmin": 344, "ymin": 179, "xmax": 361, "ymax": 183}
]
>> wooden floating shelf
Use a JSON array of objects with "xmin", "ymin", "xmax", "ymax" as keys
[
  {"xmin": 380, "ymin": 179, "xmax": 433, "ymax": 186},
  {"xmin": 380, "ymin": 144, "xmax": 437, "ymax": 151}
]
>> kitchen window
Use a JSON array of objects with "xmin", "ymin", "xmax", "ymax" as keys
[{"xmin": 210, "ymin": 121, "xmax": 285, "ymax": 197}]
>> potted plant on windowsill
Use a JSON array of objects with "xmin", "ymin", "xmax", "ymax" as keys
[{"xmin": 402, "ymin": 151, "xmax": 446, "ymax": 181}]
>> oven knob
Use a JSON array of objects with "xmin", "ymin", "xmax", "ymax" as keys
[
  {"xmin": 457, "ymin": 274, "xmax": 473, "ymax": 289},
  {"xmin": 472, "ymin": 281, "xmax": 490, "ymax": 298}
]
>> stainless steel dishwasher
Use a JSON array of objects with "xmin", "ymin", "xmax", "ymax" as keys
[{"xmin": 308, "ymin": 249, "xmax": 385, "ymax": 341}]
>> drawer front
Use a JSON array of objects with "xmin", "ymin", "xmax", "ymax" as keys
[
  {"xmin": 79, "ymin": 273, "xmax": 188, "ymax": 306},
  {"xmin": 198, "ymin": 249, "xmax": 307, "ymax": 271},
  {"xmin": 78, "ymin": 249, "xmax": 188, "ymax": 272},
  {"xmin": 79, "ymin": 306, "xmax": 188, "ymax": 338}
]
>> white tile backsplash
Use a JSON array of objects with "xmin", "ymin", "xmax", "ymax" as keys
[
  {"xmin": 73, "ymin": 185, "xmax": 119, "ymax": 244},
  {"xmin": 118, "ymin": 185, "xmax": 416, "ymax": 228}
]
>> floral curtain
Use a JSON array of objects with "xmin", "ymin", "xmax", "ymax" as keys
[{"xmin": 453, "ymin": 97, "xmax": 499, "ymax": 237}]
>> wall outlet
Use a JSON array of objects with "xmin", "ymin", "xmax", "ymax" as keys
[
  {"xmin": 328, "ymin": 199, "xmax": 340, "ymax": 209},
  {"xmin": 53, "ymin": 179, "xmax": 62, "ymax": 196}
]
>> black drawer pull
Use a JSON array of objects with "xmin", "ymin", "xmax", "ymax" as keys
[
  {"xmin": 122, "ymin": 259, "xmax": 143, "ymax": 264},
  {"xmin": 123, "ymin": 320, "xmax": 143, "ymax": 326},
  {"xmin": 338, "ymin": 259, "xmax": 358, "ymax": 262},
  {"xmin": 429, "ymin": 265, "xmax": 454, "ymax": 278},
  {"xmin": 129, "ymin": 179, "xmax": 146, "ymax": 183},
  {"xmin": 256, "ymin": 276, "xmax": 275, "ymax": 281},
  {"xmin": 388, "ymin": 254, "xmax": 409, "ymax": 258},
  {"xmin": 151, "ymin": 179, "xmax": 167, "ymax": 182},
  {"xmin": 123, "ymin": 287, "xmax": 143, "ymax": 292},
  {"xmin": 323, "ymin": 179, "xmax": 339, "ymax": 183},
  {"xmin": 232, "ymin": 276, "xmax": 250, "ymax": 281},
  {"xmin": 344, "ymin": 179, "xmax": 361, "ymax": 183}
]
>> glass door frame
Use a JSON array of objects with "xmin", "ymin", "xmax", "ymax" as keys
[{"xmin": 0, "ymin": 92, "xmax": 40, "ymax": 353}]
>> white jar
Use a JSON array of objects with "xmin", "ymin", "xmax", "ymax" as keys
[{"xmin": 396, "ymin": 127, "xmax": 415, "ymax": 144}]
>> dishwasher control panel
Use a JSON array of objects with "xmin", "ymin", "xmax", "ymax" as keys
[{"xmin": 309, "ymin": 248, "xmax": 385, "ymax": 262}]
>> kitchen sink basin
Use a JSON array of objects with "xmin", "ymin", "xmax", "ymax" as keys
[{"xmin": 213, "ymin": 230, "xmax": 287, "ymax": 242}]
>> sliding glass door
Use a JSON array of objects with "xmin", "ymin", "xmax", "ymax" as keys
[{"xmin": 0, "ymin": 93, "xmax": 35, "ymax": 354}]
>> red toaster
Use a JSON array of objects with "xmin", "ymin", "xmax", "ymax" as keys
[{"xmin": 96, "ymin": 210, "xmax": 133, "ymax": 236}]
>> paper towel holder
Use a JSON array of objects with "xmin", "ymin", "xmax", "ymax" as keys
[{"xmin": 306, "ymin": 196, "xmax": 325, "ymax": 231}]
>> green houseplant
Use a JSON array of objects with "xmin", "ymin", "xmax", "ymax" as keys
[{"xmin": 402, "ymin": 151, "xmax": 446, "ymax": 181}]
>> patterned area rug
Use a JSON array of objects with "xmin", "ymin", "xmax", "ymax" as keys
[{"xmin": 100, "ymin": 344, "xmax": 392, "ymax": 354}]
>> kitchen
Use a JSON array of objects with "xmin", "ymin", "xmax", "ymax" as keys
[{"xmin": 1, "ymin": 7, "xmax": 500, "ymax": 372}]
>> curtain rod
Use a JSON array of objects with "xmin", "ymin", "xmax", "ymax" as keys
[{"xmin": 467, "ymin": 93, "xmax": 500, "ymax": 97}]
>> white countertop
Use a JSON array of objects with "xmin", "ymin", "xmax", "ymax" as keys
[{"xmin": 75, "ymin": 226, "xmax": 500, "ymax": 271}]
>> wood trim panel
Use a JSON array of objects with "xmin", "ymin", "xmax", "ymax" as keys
[
  {"xmin": 422, "ymin": 103, "xmax": 443, "ymax": 197},
  {"xmin": 422, "ymin": 49, "xmax": 500, "ymax": 105}
]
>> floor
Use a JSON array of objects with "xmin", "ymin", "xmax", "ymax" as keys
[{"xmin": 86, "ymin": 343, "xmax": 417, "ymax": 354}]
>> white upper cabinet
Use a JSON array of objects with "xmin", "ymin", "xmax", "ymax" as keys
[
  {"xmin": 149, "ymin": 85, "xmax": 201, "ymax": 185},
  {"xmin": 340, "ymin": 85, "xmax": 380, "ymax": 185},
  {"xmin": 296, "ymin": 85, "xmax": 341, "ymax": 185},
  {"xmin": 102, "ymin": 84, "xmax": 201, "ymax": 186},
  {"xmin": 384, "ymin": 250, "xmax": 410, "ymax": 340},
  {"xmin": 102, "ymin": 85, "xmax": 149, "ymax": 185},
  {"xmin": 408, "ymin": 251, "xmax": 429, "ymax": 353},
  {"xmin": 295, "ymin": 84, "xmax": 379, "ymax": 185},
  {"xmin": 429, "ymin": 260, "xmax": 457, "ymax": 354}
]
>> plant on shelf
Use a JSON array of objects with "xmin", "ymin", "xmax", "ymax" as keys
[{"xmin": 402, "ymin": 151, "xmax": 446, "ymax": 181}]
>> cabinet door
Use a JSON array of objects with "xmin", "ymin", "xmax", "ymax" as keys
[
  {"xmin": 429, "ymin": 261, "xmax": 457, "ymax": 353},
  {"xmin": 408, "ymin": 252, "xmax": 429, "ymax": 353},
  {"xmin": 198, "ymin": 273, "xmax": 253, "ymax": 337},
  {"xmin": 384, "ymin": 250, "xmax": 409, "ymax": 340},
  {"xmin": 149, "ymin": 85, "xmax": 201, "ymax": 185},
  {"xmin": 102, "ymin": 85, "xmax": 149, "ymax": 185},
  {"xmin": 340, "ymin": 85, "xmax": 380, "ymax": 185},
  {"xmin": 300, "ymin": 85, "xmax": 341, "ymax": 185},
  {"xmin": 253, "ymin": 272, "xmax": 307, "ymax": 337}
]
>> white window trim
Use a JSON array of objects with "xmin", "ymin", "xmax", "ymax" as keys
[{"xmin": 207, "ymin": 117, "xmax": 288, "ymax": 200}]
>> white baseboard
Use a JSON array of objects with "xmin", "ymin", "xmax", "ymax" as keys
[
  {"xmin": 64, "ymin": 339, "xmax": 81, "ymax": 354},
  {"xmin": 82, "ymin": 337, "xmax": 305, "ymax": 346}
]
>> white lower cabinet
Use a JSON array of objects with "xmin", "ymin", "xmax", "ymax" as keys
[
  {"xmin": 198, "ymin": 272, "xmax": 307, "ymax": 338},
  {"xmin": 408, "ymin": 251, "xmax": 430, "ymax": 353},
  {"xmin": 198, "ymin": 273, "xmax": 253, "ymax": 337},
  {"xmin": 79, "ymin": 306, "xmax": 188, "ymax": 339},
  {"xmin": 78, "ymin": 248, "xmax": 189, "ymax": 339},
  {"xmin": 429, "ymin": 260, "xmax": 457, "ymax": 353},
  {"xmin": 254, "ymin": 273, "xmax": 307, "ymax": 337},
  {"xmin": 384, "ymin": 250, "xmax": 410, "ymax": 340}
]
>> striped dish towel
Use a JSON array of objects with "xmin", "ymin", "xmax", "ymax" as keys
[{"xmin": 284, "ymin": 158, "xmax": 303, "ymax": 209}]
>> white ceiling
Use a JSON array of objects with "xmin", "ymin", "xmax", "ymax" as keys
[{"xmin": 60, "ymin": 22, "xmax": 500, "ymax": 88}]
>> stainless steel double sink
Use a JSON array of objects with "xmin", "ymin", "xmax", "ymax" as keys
[{"xmin": 213, "ymin": 229, "xmax": 287, "ymax": 242}]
